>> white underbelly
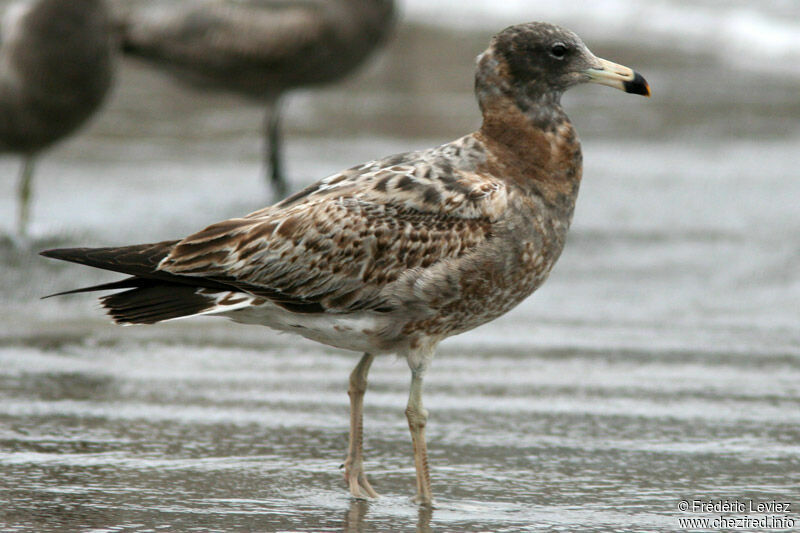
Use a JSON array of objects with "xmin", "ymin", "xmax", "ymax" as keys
[{"xmin": 223, "ymin": 302, "xmax": 397, "ymax": 354}]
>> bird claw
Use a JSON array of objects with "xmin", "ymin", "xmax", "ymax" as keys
[{"xmin": 344, "ymin": 459, "xmax": 379, "ymax": 499}]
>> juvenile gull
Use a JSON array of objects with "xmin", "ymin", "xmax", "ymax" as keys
[
  {"xmin": 41, "ymin": 22, "xmax": 649, "ymax": 505},
  {"xmin": 112, "ymin": 0, "xmax": 396, "ymax": 198},
  {"xmin": 0, "ymin": 0, "xmax": 115, "ymax": 237}
]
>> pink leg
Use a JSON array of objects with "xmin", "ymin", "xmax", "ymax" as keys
[{"xmin": 343, "ymin": 352, "xmax": 379, "ymax": 499}]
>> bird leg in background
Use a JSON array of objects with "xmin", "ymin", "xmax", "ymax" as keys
[
  {"xmin": 344, "ymin": 352, "xmax": 379, "ymax": 498},
  {"xmin": 264, "ymin": 100, "xmax": 288, "ymax": 200},
  {"xmin": 16, "ymin": 157, "xmax": 35, "ymax": 238},
  {"xmin": 406, "ymin": 361, "xmax": 433, "ymax": 505}
]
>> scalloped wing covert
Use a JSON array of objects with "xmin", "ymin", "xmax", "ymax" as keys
[{"xmin": 158, "ymin": 136, "xmax": 508, "ymax": 313}]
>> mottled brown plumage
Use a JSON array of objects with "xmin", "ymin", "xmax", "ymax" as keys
[
  {"xmin": 41, "ymin": 22, "xmax": 649, "ymax": 505},
  {"xmin": 111, "ymin": 0, "xmax": 396, "ymax": 197}
]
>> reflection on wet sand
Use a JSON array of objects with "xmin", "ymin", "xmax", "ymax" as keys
[
  {"xmin": 343, "ymin": 499, "xmax": 433, "ymax": 533},
  {"xmin": 343, "ymin": 499, "xmax": 368, "ymax": 533}
]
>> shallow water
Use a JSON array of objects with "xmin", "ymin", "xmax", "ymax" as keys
[{"xmin": 2, "ymin": 2, "xmax": 800, "ymax": 532}]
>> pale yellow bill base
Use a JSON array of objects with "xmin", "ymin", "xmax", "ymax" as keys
[{"xmin": 585, "ymin": 57, "xmax": 651, "ymax": 97}]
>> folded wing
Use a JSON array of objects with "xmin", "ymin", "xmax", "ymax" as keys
[
  {"xmin": 43, "ymin": 149, "xmax": 508, "ymax": 323},
  {"xmin": 161, "ymin": 159, "xmax": 507, "ymax": 313}
]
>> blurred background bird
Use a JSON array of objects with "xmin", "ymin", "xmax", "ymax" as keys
[
  {"xmin": 109, "ymin": 0, "xmax": 396, "ymax": 200},
  {"xmin": 0, "ymin": 0, "xmax": 115, "ymax": 239}
]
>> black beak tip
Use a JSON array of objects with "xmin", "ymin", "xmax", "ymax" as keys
[{"xmin": 624, "ymin": 72, "xmax": 651, "ymax": 97}]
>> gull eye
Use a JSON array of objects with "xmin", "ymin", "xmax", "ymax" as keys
[{"xmin": 550, "ymin": 43, "xmax": 568, "ymax": 59}]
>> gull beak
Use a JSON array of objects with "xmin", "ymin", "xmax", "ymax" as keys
[{"xmin": 585, "ymin": 57, "xmax": 651, "ymax": 97}]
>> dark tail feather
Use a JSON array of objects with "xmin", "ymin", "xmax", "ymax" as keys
[
  {"xmin": 41, "ymin": 240, "xmax": 236, "ymax": 294},
  {"xmin": 40, "ymin": 240, "xmax": 180, "ymax": 278},
  {"xmin": 39, "ymin": 241, "xmax": 265, "ymax": 324},
  {"xmin": 42, "ymin": 276, "xmax": 147, "ymax": 298},
  {"xmin": 101, "ymin": 284, "xmax": 217, "ymax": 325},
  {"xmin": 40, "ymin": 241, "xmax": 230, "ymax": 324}
]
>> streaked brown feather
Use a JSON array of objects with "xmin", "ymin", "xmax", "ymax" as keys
[{"xmin": 160, "ymin": 168, "xmax": 498, "ymax": 314}]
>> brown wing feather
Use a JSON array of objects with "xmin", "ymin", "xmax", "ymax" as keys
[
  {"xmin": 39, "ymin": 239, "xmax": 325, "ymax": 312},
  {"xmin": 44, "ymin": 137, "xmax": 507, "ymax": 317},
  {"xmin": 159, "ymin": 148, "xmax": 506, "ymax": 313}
]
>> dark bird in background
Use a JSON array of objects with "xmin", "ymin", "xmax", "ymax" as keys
[
  {"xmin": 0, "ymin": 0, "xmax": 115, "ymax": 238},
  {"xmin": 111, "ymin": 0, "xmax": 396, "ymax": 199},
  {"xmin": 42, "ymin": 22, "xmax": 649, "ymax": 505}
]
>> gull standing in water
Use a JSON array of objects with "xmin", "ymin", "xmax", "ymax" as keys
[
  {"xmin": 1, "ymin": 0, "xmax": 115, "ymax": 237},
  {"xmin": 113, "ymin": 0, "xmax": 396, "ymax": 199},
  {"xmin": 42, "ymin": 22, "xmax": 649, "ymax": 505}
]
